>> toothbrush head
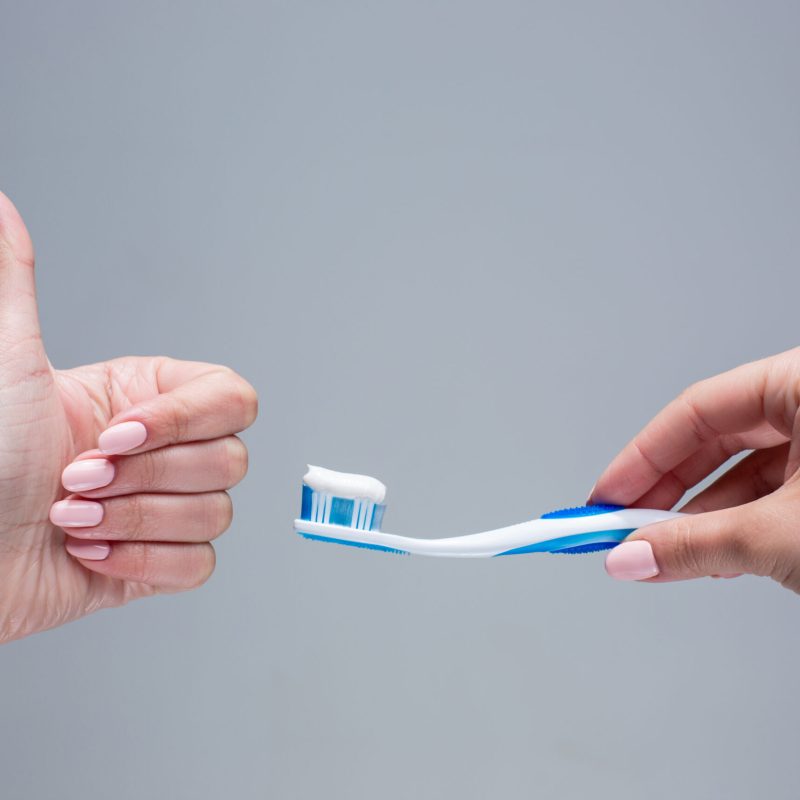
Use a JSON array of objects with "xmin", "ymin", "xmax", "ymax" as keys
[{"xmin": 295, "ymin": 466, "xmax": 406, "ymax": 554}]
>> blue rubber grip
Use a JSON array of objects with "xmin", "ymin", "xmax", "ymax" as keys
[{"xmin": 541, "ymin": 504, "xmax": 624, "ymax": 519}]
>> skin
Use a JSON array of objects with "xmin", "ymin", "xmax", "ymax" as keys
[
  {"xmin": 0, "ymin": 192, "xmax": 258, "ymax": 643},
  {"xmin": 591, "ymin": 347, "xmax": 800, "ymax": 592}
]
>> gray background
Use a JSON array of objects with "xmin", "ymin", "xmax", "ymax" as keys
[{"xmin": 2, "ymin": 1, "xmax": 799, "ymax": 798}]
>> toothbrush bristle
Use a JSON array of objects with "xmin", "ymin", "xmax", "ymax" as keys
[
  {"xmin": 298, "ymin": 532, "xmax": 407, "ymax": 556},
  {"xmin": 300, "ymin": 485, "xmax": 385, "ymax": 531}
]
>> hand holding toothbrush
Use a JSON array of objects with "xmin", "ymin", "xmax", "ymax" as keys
[
  {"xmin": 0, "ymin": 191, "xmax": 258, "ymax": 643},
  {"xmin": 593, "ymin": 348, "xmax": 800, "ymax": 592}
]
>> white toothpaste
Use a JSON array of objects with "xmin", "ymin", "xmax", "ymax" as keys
[{"xmin": 303, "ymin": 465, "xmax": 387, "ymax": 504}]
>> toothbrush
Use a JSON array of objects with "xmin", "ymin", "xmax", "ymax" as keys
[{"xmin": 294, "ymin": 466, "xmax": 684, "ymax": 558}]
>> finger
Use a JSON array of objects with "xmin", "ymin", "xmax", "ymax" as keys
[
  {"xmin": 680, "ymin": 444, "xmax": 789, "ymax": 514},
  {"xmin": 50, "ymin": 492, "xmax": 233, "ymax": 542},
  {"xmin": 604, "ymin": 499, "xmax": 788, "ymax": 583},
  {"xmin": 62, "ymin": 436, "xmax": 248, "ymax": 498},
  {"xmin": 629, "ymin": 433, "xmax": 747, "ymax": 510},
  {"xmin": 96, "ymin": 360, "xmax": 258, "ymax": 455},
  {"xmin": 591, "ymin": 354, "xmax": 799, "ymax": 506},
  {"xmin": 632, "ymin": 424, "xmax": 788, "ymax": 510},
  {"xmin": 66, "ymin": 538, "xmax": 216, "ymax": 592}
]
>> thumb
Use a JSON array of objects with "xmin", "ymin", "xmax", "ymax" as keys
[
  {"xmin": 604, "ymin": 499, "xmax": 788, "ymax": 584},
  {"xmin": 0, "ymin": 191, "xmax": 44, "ymax": 350}
]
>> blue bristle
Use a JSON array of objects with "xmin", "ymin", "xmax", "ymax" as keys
[
  {"xmin": 298, "ymin": 532, "xmax": 407, "ymax": 555},
  {"xmin": 541, "ymin": 503, "xmax": 624, "ymax": 519},
  {"xmin": 301, "ymin": 483, "xmax": 386, "ymax": 532},
  {"xmin": 300, "ymin": 485, "xmax": 313, "ymax": 521},
  {"xmin": 329, "ymin": 496, "xmax": 354, "ymax": 526},
  {"xmin": 552, "ymin": 542, "xmax": 618, "ymax": 554}
]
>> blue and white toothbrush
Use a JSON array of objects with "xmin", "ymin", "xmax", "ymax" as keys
[{"xmin": 294, "ymin": 466, "xmax": 683, "ymax": 557}]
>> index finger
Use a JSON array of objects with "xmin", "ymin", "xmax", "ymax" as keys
[
  {"xmin": 590, "ymin": 354, "xmax": 796, "ymax": 506},
  {"xmin": 98, "ymin": 361, "xmax": 258, "ymax": 455}
]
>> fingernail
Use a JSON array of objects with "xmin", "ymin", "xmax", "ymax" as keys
[
  {"xmin": 65, "ymin": 538, "xmax": 110, "ymax": 561},
  {"xmin": 62, "ymin": 458, "xmax": 115, "ymax": 493},
  {"xmin": 605, "ymin": 540, "xmax": 660, "ymax": 581},
  {"xmin": 49, "ymin": 499, "xmax": 104, "ymax": 528},
  {"xmin": 586, "ymin": 483, "xmax": 597, "ymax": 504},
  {"xmin": 98, "ymin": 421, "xmax": 147, "ymax": 455},
  {"xmin": 720, "ymin": 572, "xmax": 742, "ymax": 579}
]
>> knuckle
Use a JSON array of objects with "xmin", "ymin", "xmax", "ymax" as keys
[
  {"xmin": 123, "ymin": 494, "xmax": 148, "ymax": 538},
  {"xmin": 141, "ymin": 449, "xmax": 169, "ymax": 490},
  {"xmin": 748, "ymin": 503, "xmax": 799, "ymax": 581},
  {"xmin": 678, "ymin": 383, "xmax": 699, "ymax": 405},
  {"xmin": 188, "ymin": 544, "xmax": 216, "ymax": 588},
  {"xmin": 241, "ymin": 382, "xmax": 259, "ymax": 426},
  {"xmin": 129, "ymin": 542, "xmax": 158, "ymax": 585},
  {"xmin": 720, "ymin": 524, "xmax": 762, "ymax": 573},
  {"xmin": 222, "ymin": 436, "xmax": 249, "ymax": 487},
  {"xmin": 207, "ymin": 367, "xmax": 258, "ymax": 430},
  {"xmin": 678, "ymin": 389, "xmax": 717, "ymax": 442},
  {"xmin": 169, "ymin": 394, "xmax": 193, "ymax": 442},
  {"xmin": 670, "ymin": 518, "xmax": 710, "ymax": 576},
  {"xmin": 699, "ymin": 504, "xmax": 779, "ymax": 577},
  {"xmin": 209, "ymin": 492, "xmax": 233, "ymax": 539},
  {"xmin": 226, "ymin": 371, "xmax": 258, "ymax": 427},
  {"xmin": 679, "ymin": 379, "xmax": 712, "ymax": 415}
]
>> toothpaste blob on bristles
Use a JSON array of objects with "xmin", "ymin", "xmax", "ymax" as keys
[{"xmin": 303, "ymin": 465, "xmax": 387, "ymax": 504}]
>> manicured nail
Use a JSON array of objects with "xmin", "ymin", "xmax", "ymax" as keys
[
  {"xmin": 62, "ymin": 458, "xmax": 115, "ymax": 493},
  {"xmin": 98, "ymin": 421, "xmax": 147, "ymax": 455},
  {"xmin": 605, "ymin": 540, "xmax": 659, "ymax": 581},
  {"xmin": 65, "ymin": 538, "xmax": 110, "ymax": 561},
  {"xmin": 49, "ymin": 499, "xmax": 104, "ymax": 528}
]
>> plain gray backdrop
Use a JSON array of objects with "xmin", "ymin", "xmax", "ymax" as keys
[{"xmin": 2, "ymin": 2, "xmax": 800, "ymax": 798}]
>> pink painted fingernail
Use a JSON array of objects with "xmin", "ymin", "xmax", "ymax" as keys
[
  {"xmin": 605, "ymin": 540, "xmax": 660, "ymax": 581},
  {"xmin": 49, "ymin": 499, "xmax": 104, "ymax": 528},
  {"xmin": 65, "ymin": 538, "xmax": 110, "ymax": 561},
  {"xmin": 61, "ymin": 458, "xmax": 115, "ymax": 493},
  {"xmin": 98, "ymin": 421, "xmax": 147, "ymax": 455}
]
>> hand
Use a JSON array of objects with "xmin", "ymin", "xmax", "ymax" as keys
[
  {"xmin": 590, "ymin": 348, "xmax": 800, "ymax": 591},
  {"xmin": 0, "ymin": 192, "xmax": 258, "ymax": 642}
]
